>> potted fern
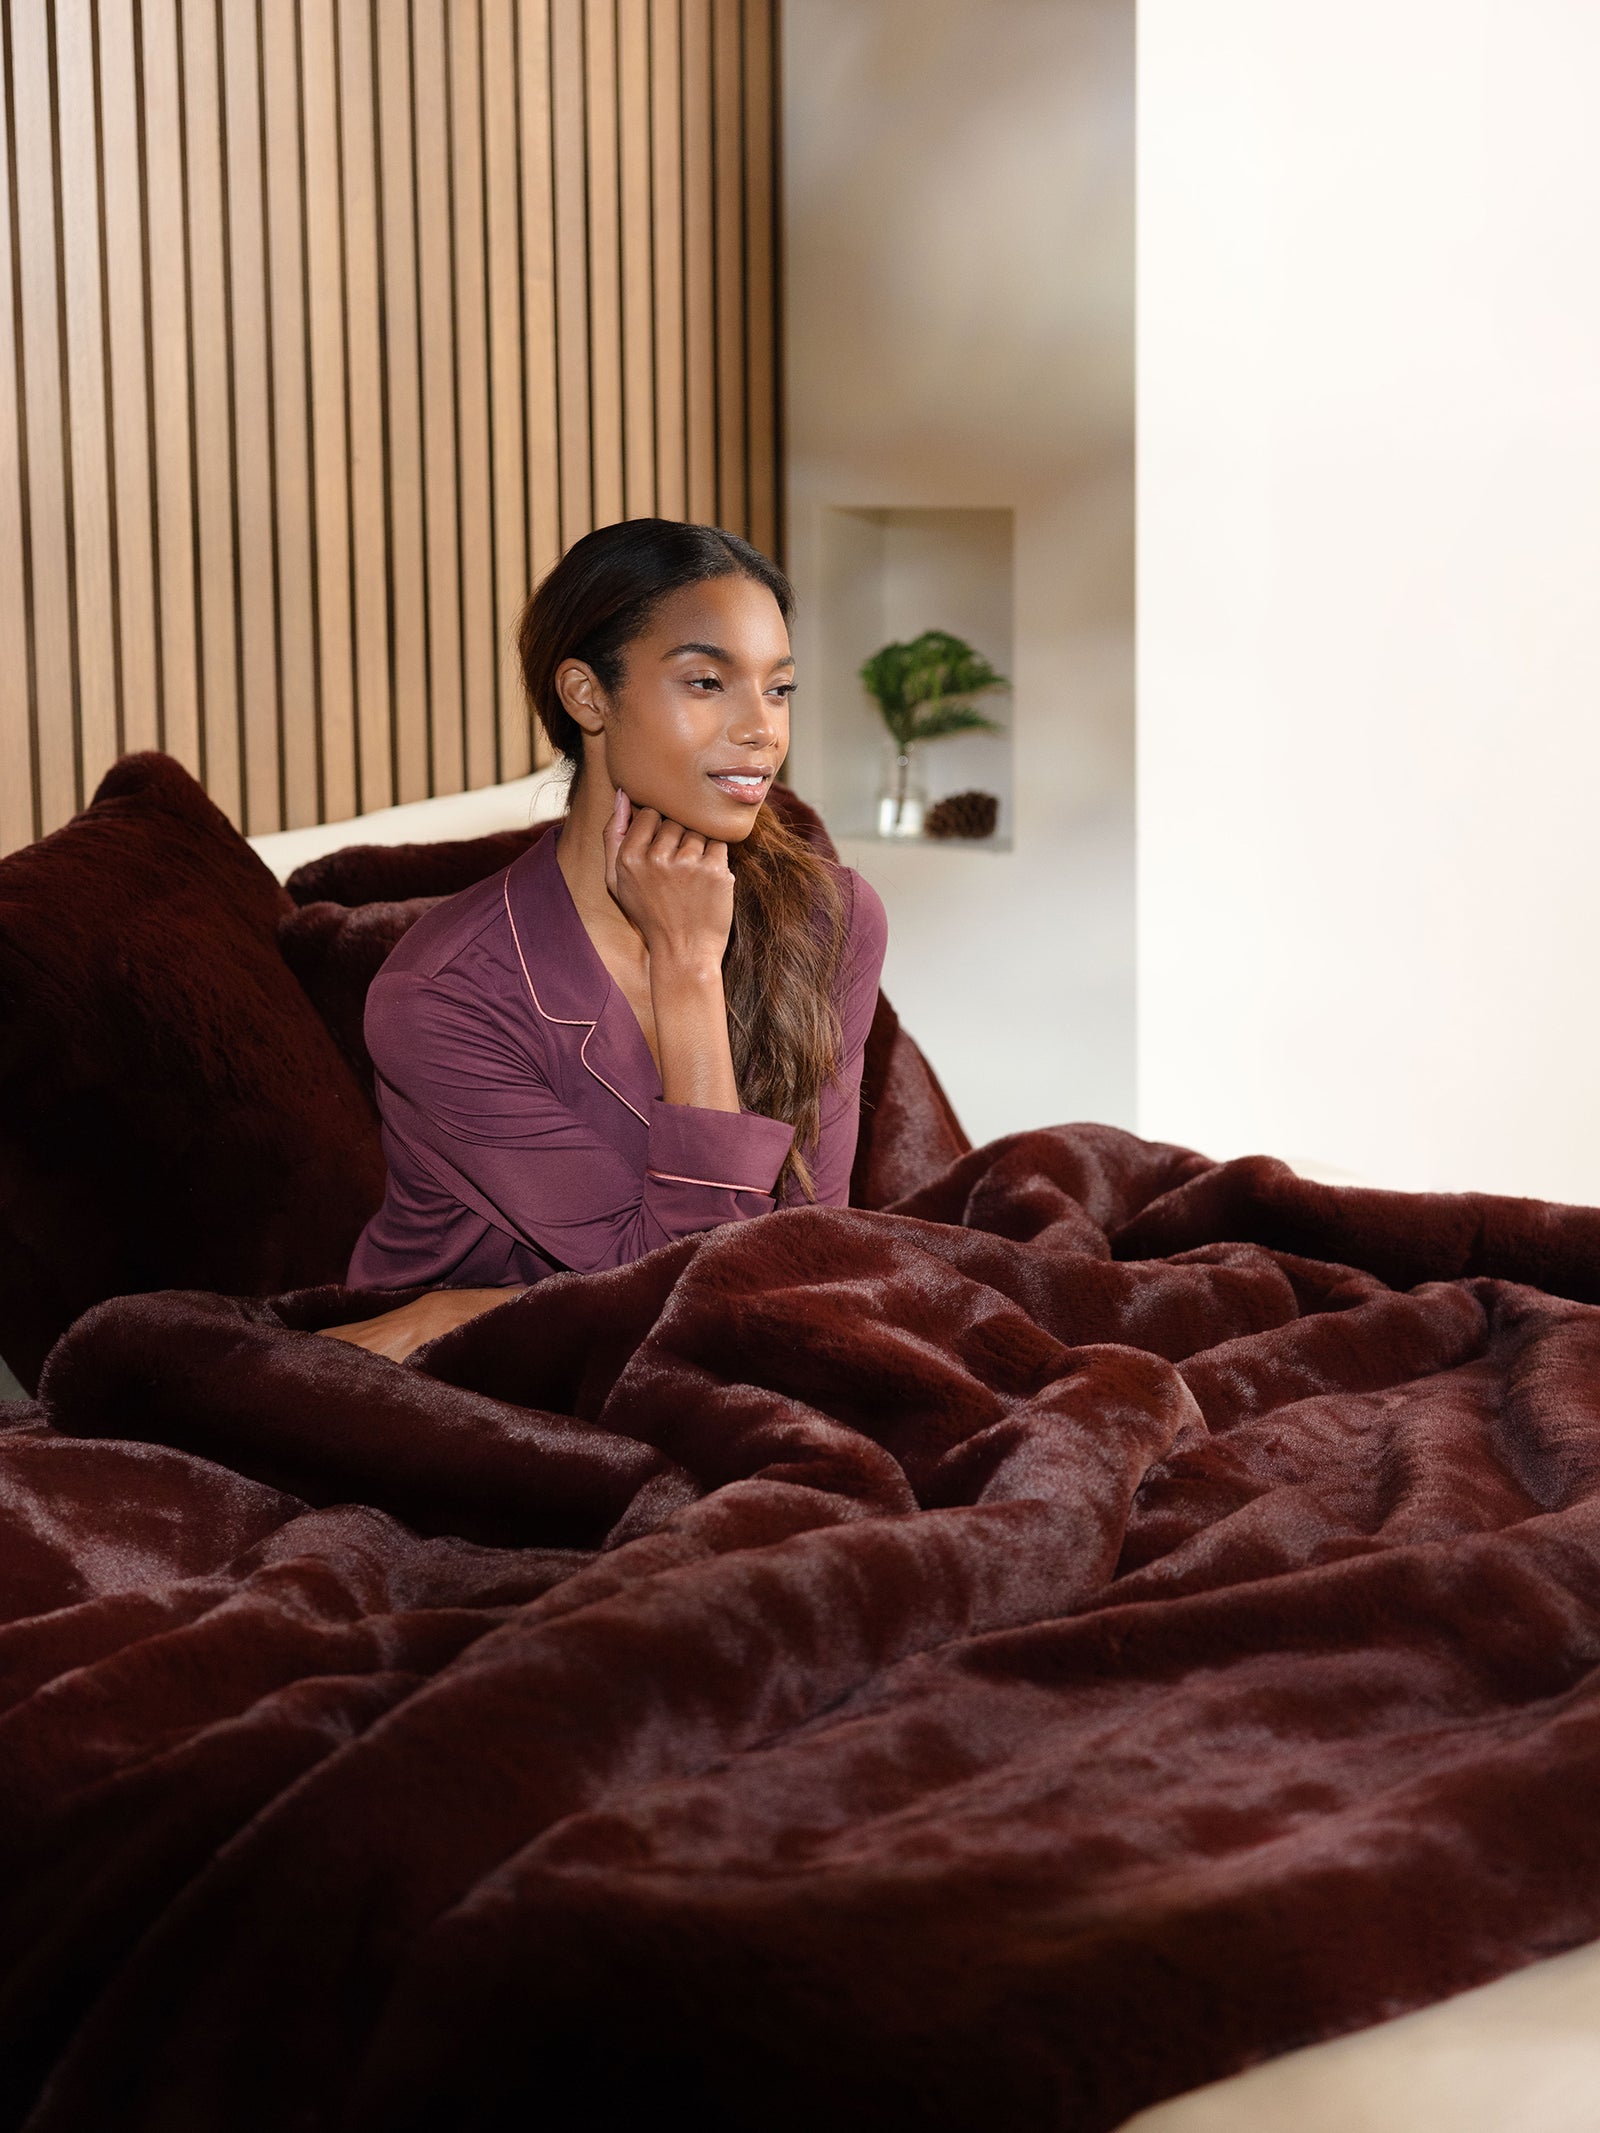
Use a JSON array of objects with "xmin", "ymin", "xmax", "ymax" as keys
[{"xmin": 859, "ymin": 629, "xmax": 1009, "ymax": 836}]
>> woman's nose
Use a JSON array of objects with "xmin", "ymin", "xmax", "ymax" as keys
[{"xmin": 727, "ymin": 686, "xmax": 783, "ymax": 746}]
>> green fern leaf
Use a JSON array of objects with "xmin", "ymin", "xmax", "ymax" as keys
[
  {"xmin": 907, "ymin": 702, "xmax": 1005, "ymax": 742},
  {"xmin": 859, "ymin": 628, "xmax": 1010, "ymax": 747}
]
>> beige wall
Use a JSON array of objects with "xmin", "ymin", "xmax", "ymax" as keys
[
  {"xmin": 1139, "ymin": 0, "xmax": 1600, "ymax": 1202},
  {"xmin": 781, "ymin": 0, "xmax": 1135, "ymax": 1144},
  {"xmin": 0, "ymin": 0, "xmax": 782, "ymax": 854}
]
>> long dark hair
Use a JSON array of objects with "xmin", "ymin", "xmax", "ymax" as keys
[{"xmin": 515, "ymin": 518, "xmax": 849, "ymax": 1202}]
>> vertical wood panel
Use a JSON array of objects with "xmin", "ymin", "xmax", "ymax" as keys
[
  {"xmin": 518, "ymin": 0, "xmax": 561, "ymax": 603},
  {"xmin": 337, "ymin": 0, "xmax": 394, "ymax": 814},
  {"xmin": 617, "ymin": 0, "xmax": 654, "ymax": 519},
  {"xmin": 10, "ymin": 0, "xmax": 79, "ymax": 829},
  {"xmin": 549, "ymin": 0, "xmax": 591, "ymax": 547},
  {"xmin": 711, "ymin": 0, "xmax": 744, "ymax": 536},
  {"xmin": 220, "ymin": 0, "xmax": 282, "ymax": 832},
  {"xmin": 96, "ymin": 0, "xmax": 160, "ymax": 759},
  {"xmin": 260, "ymin": 0, "xmax": 316, "ymax": 824},
  {"xmin": 412, "ymin": 0, "xmax": 464, "ymax": 794},
  {"xmin": 54, "ymin": 0, "xmax": 119, "ymax": 793},
  {"xmin": 139, "ymin": 0, "xmax": 202, "ymax": 780},
  {"xmin": 179, "ymin": 0, "xmax": 242, "ymax": 822},
  {"xmin": 0, "ymin": 0, "xmax": 783, "ymax": 854},
  {"xmin": 742, "ymin": 0, "xmax": 777, "ymax": 561},
  {"xmin": 0, "ymin": 8, "xmax": 38, "ymax": 850},
  {"xmin": 450, "ymin": 0, "xmax": 498, "ymax": 790},
  {"xmin": 301, "ymin": 0, "xmax": 357, "ymax": 822},
  {"xmin": 583, "ymin": 0, "xmax": 623, "ymax": 527},
  {"xmin": 374, "ymin": 0, "xmax": 429, "ymax": 805},
  {"xmin": 649, "ymin": 0, "xmax": 685, "ymax": 523},
  {"xmin": 680, "ymin": 0, "xmax": 715, "ymax": 524},
  {"xmin": 484, "ymin": 0, "xmax": 531, "ymax": 781},
  {"xmin": 517, "ymin": 0, "xmax": 559, "ymax": 770}
]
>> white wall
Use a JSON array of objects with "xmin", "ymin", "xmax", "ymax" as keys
[
  {"xmin": 1139, "ymin": 1, "xmax": 1600, "ymax": 1202},
  {"xmin": 782, "ymin": 0, "xmax": 1135, "ymax": 1147}
]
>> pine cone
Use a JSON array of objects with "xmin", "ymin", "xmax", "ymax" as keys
[{"xmin": 923, "ymin": 789, "xmax": 999, "ymax": 840}]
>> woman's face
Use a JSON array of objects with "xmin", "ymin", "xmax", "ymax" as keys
[{"xmin": 562, "ymin": 575, "xmax": 793, "ymax": 841}]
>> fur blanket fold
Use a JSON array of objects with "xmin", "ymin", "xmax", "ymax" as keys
[{"xmin": 9, "ymin": 1121, "xmax": 1600, "ymax": 2131}]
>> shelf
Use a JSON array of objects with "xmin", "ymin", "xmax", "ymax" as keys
[
  {"xmin": 815, "ymin": 506, "xmax": 1015, "ymax": 849},
  {"xmin": 834, "ymin": 829, "xmax": 1014, "ymax": 854}
]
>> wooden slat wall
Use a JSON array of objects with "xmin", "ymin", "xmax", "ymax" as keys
[{"xmin": 0, "ymin": 0, "xmax": 783, "ymax": 854}]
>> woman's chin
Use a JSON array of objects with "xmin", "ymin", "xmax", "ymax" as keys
[
  {"xmin": 713, "ymin": 806, "xmax": 762, "ymax": 842},
  {"xmin": 674, "ymin": 793, "xmax": 764, "ymax": 840},
  {"xmin": 613, "ymin": 776, "xmax": 764, "ymax": 840}
]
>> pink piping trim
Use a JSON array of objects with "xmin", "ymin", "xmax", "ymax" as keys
[
  {"xmin": 503, "ymin": 876, "xmax": 650, "ymax": 1128},
  {"xmin": 647, "ymin": 1168, "xmax": 774, "ymax": 1195}
]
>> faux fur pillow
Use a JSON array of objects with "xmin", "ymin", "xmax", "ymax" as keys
[
  {"xmin": 277, "ymin": 897, "xmax": 442, "ymax": 1097},
  {"xmin": 0, "ymin": 752, "xmax": 387, "ymax": 1392},
  {"xmin": 285, "ymin": 824, "xmax": 554, "ymax": 908},
  {"xmin": 850, "ymin": 993, "xmax": 972, "ymax": 1210}
]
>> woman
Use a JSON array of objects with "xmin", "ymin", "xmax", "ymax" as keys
[{"xmin": 323, "ymin": 519, "xmax": 888, "ymax": 1362}]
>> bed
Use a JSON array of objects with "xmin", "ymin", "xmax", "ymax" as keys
[{"xmin": 4, "ymin": 751, "xmax": 1600, "ymax": 2131}]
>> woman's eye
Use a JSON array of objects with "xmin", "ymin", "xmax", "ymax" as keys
[{"xmin": 684, "ymin": 674, "xmax": 794, "ymax": 698}]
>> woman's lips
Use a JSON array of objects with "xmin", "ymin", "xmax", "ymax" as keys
[{"xmin": 705, "ymin": 770, "xmax": 771, "ymax": 805}]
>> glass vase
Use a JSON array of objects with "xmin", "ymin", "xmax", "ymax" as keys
[{"xmin": 876, "ymin": 741, "xmax": 927, "ymax": 838}]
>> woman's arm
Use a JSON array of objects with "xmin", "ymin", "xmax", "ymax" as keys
[
  {"xmin": 651, "ymin": 950, "xmax": 740, "ymax": 1112},
  {"xmin": 324, "ymin": 864, "xmax": 885, "ymax": 1355},
  {"xmin": 316, "ymin": 1285, "xmax": 527, "ymax": 1362},
  {"xmin": 362, "ymin": 970, "xmax": 794, "ymax": 1277},
  {"xmin": 603, "ymin": 795, "xmax": 741, "ymax": 1113}
]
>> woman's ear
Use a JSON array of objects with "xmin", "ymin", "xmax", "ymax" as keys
[{"xmin": 554, "ymin": 658, "xmax": 607, "ymax": 737}]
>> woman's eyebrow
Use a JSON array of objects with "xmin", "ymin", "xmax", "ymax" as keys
[{"xmin": 661, "ymin": 640, "xmax": 795, "ymax": 669}]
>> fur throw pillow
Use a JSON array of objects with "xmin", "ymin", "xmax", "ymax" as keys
[{"xmin": 0, "ymin": 753, "xmax": 386, "ymax": 1392}]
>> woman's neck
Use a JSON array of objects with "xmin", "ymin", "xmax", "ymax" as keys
[{"xmin": 554, "ymin": 768, "xmax": 643, "ymax": 955}]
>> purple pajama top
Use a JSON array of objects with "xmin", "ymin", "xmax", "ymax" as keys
[{"xmin": 345, "ymin": 821, "xmax": 890, "ymax": 1290}]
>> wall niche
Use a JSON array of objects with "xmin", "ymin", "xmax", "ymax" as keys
[{"xmin": 814, "ymin": 506, "xmax": 1015, "ymax": 848}]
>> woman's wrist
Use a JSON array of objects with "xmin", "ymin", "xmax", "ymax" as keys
[
  {"xmin": 647, "ymin": 944, "xmax": 727, "ymax": 992},
  {"xmin": 650, "ymin": 955, "xmax": 741, "ymax": 1112}
]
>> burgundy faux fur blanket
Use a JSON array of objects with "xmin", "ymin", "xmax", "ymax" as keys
[{"xmin": 10, "ymin": 1122, "xmax": 1600, "ymax": 2132}]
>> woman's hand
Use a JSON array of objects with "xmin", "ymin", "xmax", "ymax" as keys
[
  {"xmin": 601, "ymin": 785, "xmax": 733, "ymax": 973},
  {"xmin": 314, "ymin": 1286, "xmax": 525, "ymax": 1363}
]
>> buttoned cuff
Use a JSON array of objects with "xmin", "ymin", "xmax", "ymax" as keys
[{"xmin": 645, "ymin": 1098, "xmax": 795, "ymax": 1198}]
